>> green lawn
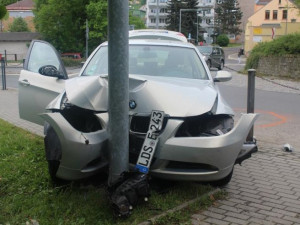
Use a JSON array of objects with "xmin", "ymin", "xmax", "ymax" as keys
[{"xmin": 0, "ymin": 119, "xmax": 223, "ymax": 225}]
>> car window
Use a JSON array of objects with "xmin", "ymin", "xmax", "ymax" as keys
[
  {"xmin": 82, "ymin": 45, "xmax": 208, "ymax": 80},
  {"xmin": 197, "ymin": 46, "xmax": 212, "ymax": 54},
  {"xmin": 27, "ymin": 42, "xmax": 61, "ymax": 73}
]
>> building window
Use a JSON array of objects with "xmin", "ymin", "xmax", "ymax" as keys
[
  {"xmin": 282, "ymin": 10, "xmax": 288, "ymax": 19},
  {"xmin": 217, "ymin": 0, "xmax": 222, "ymax": 4},
  {"xmin": 265, "ymin": 10, "xmax": 270, "ymax": 20},
  {"xmin": 206, "ymin": 19, "xmax": 211, "ymax": 24},
  {"xmin": 159, "ymin": 18, "xmax": 165, "ymax": 23},
  {"xmin": 151, "ymin": 18, "xmax": 156, "ymax": 23},
  {"xmin": 279, "ymin": 0, "xmax": 281, "ymax": 4},
  {"xmin": 273, "ymin": 10, "xmax": 278, "ymax": 20}
]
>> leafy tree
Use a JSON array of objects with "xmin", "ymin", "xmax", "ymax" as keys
[
  {"xmin": 34, "ymin": 0, "xmax": 89, "ymax": 53},
  {"xmin": 0, "ymin": 0, "xmax": 17, "ymax": 6},
  {"xmin": 129, "ymin": 15, "xmax": 146, "ymax": 30},
  {"xmin": 166, "ymin": 0, "xmax": 199, "ymax": 40},
  {"xmin": 0, "ymin": 5, "xmax": 7, "ymax": 20},
  {"xmin": 9, "ymin": 17, "xmax": 30, "ymax": 31},
  {"xmin": 86, "ymin": 0, "xmax": 108, "ymax": 45},
  {"xmin": 215, "ymin": 0, "xmax": 242, "ymax": 36},
  {"xmin": 295, "ymin": 0, "xmax": 300, "ymax": 9}
]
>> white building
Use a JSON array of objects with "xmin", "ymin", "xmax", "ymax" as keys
[{"xmin": 145, "ymin": 0, "xmax": 216, "ymax": 43}]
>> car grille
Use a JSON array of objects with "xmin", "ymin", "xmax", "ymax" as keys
[{"xmin": 130, "ymin": 115, "xmax": 168, "ymax": 134}]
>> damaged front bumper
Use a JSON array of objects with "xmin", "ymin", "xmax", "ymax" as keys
[
  {"xmin": 41, "ymin": 112, "xmax": 109, "ymax": 180},
  {"xmin": 146, "ymin": 113, "xmax": 259, "ymax": 181}
]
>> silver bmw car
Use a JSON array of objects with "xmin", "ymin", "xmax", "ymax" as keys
[{"xmin": 19, "ymin": 38, "xmax": 258, "ymax": 185}]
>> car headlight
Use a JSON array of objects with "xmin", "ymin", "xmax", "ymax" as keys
[
  {"xmin": 203, "ymin": 56, "xmax": 208, "ymax": 61},
  {"xmin": 175, "ymin": 113, "xmax": 234, "ymax": 137},
  {"xmin": 60, "ymin": 93, "xmax": 71, "ymax": 110}
]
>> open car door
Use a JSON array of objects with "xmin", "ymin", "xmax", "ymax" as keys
[{"xmin": 19, "ymin": 40, "xmax": 68, "ymax": 125}]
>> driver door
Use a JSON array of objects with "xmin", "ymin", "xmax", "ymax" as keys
[{"xmin": 19, "ymin": 40, "xmax": 68, "ymax": 125}]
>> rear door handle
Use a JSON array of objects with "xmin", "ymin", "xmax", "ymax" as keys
[{"xmin": 20, "ymin": 79, "xmax": 30, "ymax": 86}]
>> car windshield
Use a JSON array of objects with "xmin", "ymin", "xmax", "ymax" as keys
[
  {"xmin": 82, "ymin": 45, "xmax": 208, "ymax": 80},
  {"xmin": 197, "ymin": 46, "xmax": 212, "ymax": 54}
]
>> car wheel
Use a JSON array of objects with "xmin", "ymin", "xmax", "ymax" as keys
[
  {"xmin": 44, "ymin": 124, "xmax": 62, "ymax": 182},
  {"xmin": 207, "ymin": 60, "xmax": 211, "ymax": 69},
  {"xmin": 210, "ymin": 168, "xmax": 233, "ymax": 187},
  {"xmin": 218, "ymin": 60, "xmax": 224, "ymax": 70}
]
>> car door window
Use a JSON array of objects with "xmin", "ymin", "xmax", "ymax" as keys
[{"xmin": 25, "ymin": 41, "xmax": 67, "ymax": 78}]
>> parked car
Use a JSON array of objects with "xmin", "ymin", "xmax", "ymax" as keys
[
  {"xmin": 197, "ymin": 46, "xmax": 225, "ymax": 70},
  {"xmin": 61, "ymin": 52, "xmax": 82, "ymax": 60},
  {"xmin": 19, "ymin": 36, "xmax": 257, "ymax": 185}
]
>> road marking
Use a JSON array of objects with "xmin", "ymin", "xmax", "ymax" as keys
[{"xmin": 234, "ymin": 108, "xmax": 288, "ymax": 128}]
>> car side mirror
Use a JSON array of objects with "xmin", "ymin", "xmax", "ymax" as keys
[
  {"xmin": 214, "ymin": 71, "xmax": 232, "ymax": 82},
  {"xmin": 38, "ymin": 65, "xmax": 65, "ymax": 79}
]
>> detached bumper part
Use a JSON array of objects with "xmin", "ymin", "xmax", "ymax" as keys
[
  {"xmin": 150, "ymin": 113, "xmax": 258, "ymax": 181},
  {"xmin": 41, "ymin": 112, "xmax": 109, "ymax": 180}
]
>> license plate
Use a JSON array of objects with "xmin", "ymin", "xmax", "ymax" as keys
[{"xmin": 135, "ymin": 110, "xmax": 164, "ymax": 173}]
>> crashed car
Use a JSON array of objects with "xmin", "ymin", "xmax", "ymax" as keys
[{"xmin": 19, "ymin": 38, "xmax": 258, "ymax": 185}]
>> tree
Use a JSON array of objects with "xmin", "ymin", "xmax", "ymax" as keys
[
  {"xmin": 86, "ymin": 0, "xmax": 108, "ymax": 45},
  {"xmin": 182, "ymin": 0, "xmax": 198, "ymax": 40},
  {"xmin": 166, "ymin": 0, "xmax": 199, "ymax": 40},
  {"xmin": 9, "ymin": 17, "xmax": 30, "ymax": 31},
  {"xmin": 215, "ymin": 0, "xmax": 243, "ymax": 36},
  {"xmin": 34, "ymin": 0, "xmax": 89, "ymax": 53},
  {"xmin": 0, "ymin": 0, "xmax": 17, "ymax": 6},
  {"xmin": 166, "ymin": 0, "xmax": 184, "ymax": 32},
  {"xmin": 129, "ymin": 15, "xmax": 146, "ymax": 30}
]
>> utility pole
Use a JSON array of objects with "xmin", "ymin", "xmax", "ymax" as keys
[
  {"xmin": 156, "ymin": 0, "xmax": 159, "ymax": 29},
  {"xmin": 85, "ymin": 19, "xmax": 89, "ymax": 59},
  {"xmin": 108, "ymin": 0, "xmax": 129, "ymax": 186}
]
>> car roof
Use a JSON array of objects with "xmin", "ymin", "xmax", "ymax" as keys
[
  {"xmin": 129, "ymin": 29, "xmax": 188, "ymax": 43},
  {"xmin": 101, "ymin": 39, "xmax": 195, "ymax": 48}
]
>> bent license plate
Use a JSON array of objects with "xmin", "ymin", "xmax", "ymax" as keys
[{"xmin": 135, "ymin": 110, "xmax": 164, "ymax": 174}]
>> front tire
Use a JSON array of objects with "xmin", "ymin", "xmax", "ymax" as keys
[
  {"xmin": 207, "ymin": 60, "xmax": 211, "ymax": 69},
  {"xmin": 44, "ymin": 125, "xmax": 62, "ymax": 182},
  {"xmin": 218, "ymin": 60, "xmax": 224, "ymax": 70}
]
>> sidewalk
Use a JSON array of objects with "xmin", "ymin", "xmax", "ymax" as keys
[{"xmin": 1, "ymin": 77, "xmax": 300, "ymax": 224}]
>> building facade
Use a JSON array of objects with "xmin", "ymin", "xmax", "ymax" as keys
[
  {"xmin": 1, "ymin": 0, "xmax": 35, "ymax": 32},
  {"xmin": 145, "ymin": 0, "xmax": 216, "ymax": 43},
  {"xmin": 244, "ymin": 0, "xmax": 300, "ymax": 53}
]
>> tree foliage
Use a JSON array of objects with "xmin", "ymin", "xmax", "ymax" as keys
[
  {"xmin": 0, "ymin": 0, "xmax": 16, "ymax": 6},
  {"xmin": 0, "ymin": 4, "xmax": 7, "ymax": 20},
  {"xmin": 216, "ymin": 34, "xmax": 229, "ymax": 46},
  {"xmin": 166, "ymin": 0, "xmax": 200, "ymax": 40},
  {"xmin": 215, "ymin": 0, "xmax": 242, "ymax": 36},
  {"xmin": 9, "ymin": 17, "xmax": 30, "ymax": 31},
  {"xmin": 245, "ymin": 33, "xmax": 300, "ymax": 69},
  {"xmin": 34, "ymin": 0, "xmax": 146, "ymax": 53},
  {"xmin": 34, "ymin": 0, "xmax": 89, "ymax": 53}
]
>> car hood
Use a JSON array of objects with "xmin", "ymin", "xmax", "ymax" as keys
[{"xmin": 65, "ymin": 75, "xmax": 218, "ymax": 117}]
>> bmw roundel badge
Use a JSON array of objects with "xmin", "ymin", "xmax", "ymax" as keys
[{"xmin": 129, "ymin": 100, "xmax": 137, "ymax": 109}]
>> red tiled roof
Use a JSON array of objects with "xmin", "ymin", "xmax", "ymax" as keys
[{"xmin": 6, "ymin": 0, "xmax": 34, "ymax": 10}]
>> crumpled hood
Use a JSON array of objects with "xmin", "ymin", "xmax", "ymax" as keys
[{"xmin": 65, "ymin": 75, "xmax": 218, "ymax": 117}]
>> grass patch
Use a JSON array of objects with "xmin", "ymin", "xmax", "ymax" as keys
[{"xmin": 0, "ymin": 119, "xmax": 220, "ymax": 225}]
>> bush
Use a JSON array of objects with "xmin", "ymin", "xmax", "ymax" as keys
[
  {"xmin": 216, "ymin": 34, "xmax": 229, "ymax": 47},
  {"xmin": 61, "ymin": 58, "xmax": 84, "ymax": 67},
  {"xmin": 245, "ymin": 33, "xmax": 300, "ymax": 69}
]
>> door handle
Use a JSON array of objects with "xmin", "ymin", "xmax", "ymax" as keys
[{"xmin": 20, "ymin": 79, "xmax": 30, "ymax": 86}]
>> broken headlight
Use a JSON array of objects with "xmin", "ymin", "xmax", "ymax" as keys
[{"xmin": 175, "ymin": 114, "xmax": 234, "ymax": 137}]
